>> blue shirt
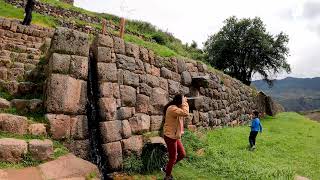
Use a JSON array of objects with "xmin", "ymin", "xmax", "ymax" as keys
[{"xmin": 251, "ymin": 118, "xmax": 262, "ymax": 132}]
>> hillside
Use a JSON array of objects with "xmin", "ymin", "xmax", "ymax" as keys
[
  {"xmin": 253, "ymin": 77, "xmax": 320, "ymax": 112},
  {"xmin": 130, "ymin": 112, "xmax": 320, "ymax": 179},
  {"xmin": 1, "ymin": 0, "xmax": 204, "ymax": 60}
]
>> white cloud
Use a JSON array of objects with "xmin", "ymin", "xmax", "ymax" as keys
[{"xmin": 75, "ymin": 0, "xmax": 320, "ymax": 79}]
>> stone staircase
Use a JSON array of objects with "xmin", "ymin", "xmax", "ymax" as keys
[
  {"xmin": 0, "ymin": 17, "xmax": 53, "ymax": 97},
  {"xmin": 0, "ymin": 18, "xmax": 57, "ymax": 165}
]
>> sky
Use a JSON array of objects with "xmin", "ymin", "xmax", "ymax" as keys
[{"xmin": 74, "ymin": 0, "xmax": 320, "ymax": 79}]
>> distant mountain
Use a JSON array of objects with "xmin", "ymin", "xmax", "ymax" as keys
[{"xmin": 252, "ymin": 77, "xmax": 320, "ymax": 112}]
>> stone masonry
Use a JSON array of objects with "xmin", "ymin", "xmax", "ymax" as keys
[
  {"xmin": 41, "ymin": 27, "xmax": 282, "ymax": 171},
  {"xmin": 44, "ymin": 27, "xmax": 89, "ymax": 160},
  {"xmin": 91, "ymin": 34, "xmax": 280, "ymax": 171}
]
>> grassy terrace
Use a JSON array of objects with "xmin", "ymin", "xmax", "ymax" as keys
[
  {"xmin": 0, "ymin": 0, "xmax": 203, "ymax": 59},
  {"xmin": 131, "ymin": 112, "xmax": 320, "ymax": 179}
]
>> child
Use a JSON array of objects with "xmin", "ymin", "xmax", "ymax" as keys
[{"xmin": 248, "ymin": 111, "xmax": 262, "ymax": 150}]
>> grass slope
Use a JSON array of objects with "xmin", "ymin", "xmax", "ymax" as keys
[{"xmin": 137, "ymin": 112, "xmax": 320, "ymax": 179}]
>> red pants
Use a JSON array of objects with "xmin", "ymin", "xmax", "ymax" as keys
[{"xmin": 164, "ymin": 136, "xmax": 186, "ymax": 176}]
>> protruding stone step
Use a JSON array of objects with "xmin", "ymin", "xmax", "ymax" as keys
[
  {"xmin": 0, "ymin": 113, "xmax": 28, "ymax": 135},
  {"xmin": 0, "ymin": 138, "xmax": 28, "ymax": 163},
  {"xmin": 38, "ymin": 154, "xmax": 100, "ymax": 180},
  {"xmin": 28, "ymin": 123, "xmax": 47, "ymax": 136},
  {"xmin": 11, "ymin": 98, "xmax": 43, "ymax": 114},
  {"xmin": 28, "ymin": 139, "xmax": 53, "ymax": 161},
  {"xmin": 0, "ymin": 98, "xmax": 11, "ymax": 109}
]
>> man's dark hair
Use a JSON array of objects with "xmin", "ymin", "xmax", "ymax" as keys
[{"xmin": 253, "ymin": 110, "xmax": 259, "ymax": 117}]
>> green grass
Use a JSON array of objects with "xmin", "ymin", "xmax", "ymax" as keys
[
  {"xmin": 0, "ymin": 0, "xmax": 57, "ymax": 27},
  {"xmin": 136, "ymin": 112, "xmax": 320, "ymax": 180}
]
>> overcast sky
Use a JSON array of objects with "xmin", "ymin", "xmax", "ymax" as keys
[{"xmin": 75, "ymin": 0, "xmax": 320, "ymax": 79}]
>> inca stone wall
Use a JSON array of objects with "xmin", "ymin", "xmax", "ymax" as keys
[
  {"xmin": 44, "ymin": 28, "xmax": 90, "ymax": 159},
  {"xmin": 41, "ymin": 27, "xmax": 283, "ymax": 171},
  {"xmin": 91, "ymin": 34, "xmax": 270, "ymax": 170},
  {"xmin": 0, "ymin": 18, "xmax": 53, "ymax": 96}
]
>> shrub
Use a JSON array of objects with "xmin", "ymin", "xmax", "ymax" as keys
[
  {"xmin": 141, "ymin": 143, "xmax": 168, "ymax": 173},
  {"xmin": 123, "ymin": 154, "xmax": 143, "ymax": 174}
]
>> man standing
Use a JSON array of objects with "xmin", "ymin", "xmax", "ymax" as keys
[{"xmin": 22, "ymin": 0, "xmax": 35, "ymax": 25}]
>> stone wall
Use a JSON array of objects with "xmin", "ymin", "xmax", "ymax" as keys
[
  {"xmin": 44, "ymin": 28, "xmax": 90, "ymax": 159},
  {"xmin": 42, "ymin": 27, "xmax": 283, "ymax": 171},
  {"xmin": 0, "ymin": 17, "xmax": 53, "ymax": 96},
  {"xmin": 91, "ymin": 34, "xmax": 265, "ymax": 170}
]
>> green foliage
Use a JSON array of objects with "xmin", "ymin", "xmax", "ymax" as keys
[
  {"xmin": 123, "ymin": 155, "xmax": 143, "ymax": 174},
  {"xmin": 53, "ymin": 140, "xmax": 69, "ymax": 159},
  {"xmin": 204, "ymin": 16, "xmax": 291, "ymax": 85},
  {"xmin": 138, "ymin": 112, "xmax": 320, "ymax": 179},
  {"xmin": 181, "ymin": 131, "xmax": 206, "ymax": 159},
  {"xmin": 141, "ymin": 143, "xmax": 168, "ymax": 173},
  {"xmin": 86, "ymin": 171, "xmax": 98, "ymax": 180}
]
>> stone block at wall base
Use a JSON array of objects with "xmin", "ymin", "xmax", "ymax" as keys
[
  {"xmin": 45, "ymin": 74, "xmax": 86, "ymax": 114},
  {"xmin": 102, "ymin": 142, "xmax": 123, "ymax": 171},
  {"xmin": 100, "ymin": 121, "xmax": 122, "ymax": 143},
  {"xmin": 121, "ymin": 135, "xmax": 143, "ymax": 156}
]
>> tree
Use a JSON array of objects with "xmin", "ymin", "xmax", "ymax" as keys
[
  {"xmin": 190, "ymin": 40, "xmax": 198, "ymax": 49},
  {"xmin": 204, "ymin": 16, "xmax": 291, "ymax": 85}
]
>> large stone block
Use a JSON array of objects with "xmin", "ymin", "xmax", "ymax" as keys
[
  {"xmin": 65, "ymin": 140, "xmax": 90, "ymax": 160},
  {"xmin": 116, "ymin": 54, "xmax": 136, "ymax": 71},
  {"xmin": 113, "ymin": 36, "xmax": 125, "ymax": 54},
  {"xmin": 149, "ymin": 88, "xmax": 168, "ymax": 115},
  {"xmin": 96, "ymin": 47, "xmax": 112, "ymax": 63},
  {"xmin": 123, "ymin": 70, "xmax": 139, "ymax": 87},
  {"xmin": 120, "ymin": 85, "xmax": 136, "ymax": 107},
  {"xmin": 177, "ymin": 59, "xmax": 187, "ymax": 73},
  {"xmin": 70, "ymin": 55, "xmax": 88, "ymax": 80},
  {"xmin": 139, "ymin": 83, "xmax": 152, "ymax": 96},
  {"xmin": 95, "ymin": 34, "xmax": 113, "ymax": 48},
  {"xmin": 48, "ymin": 53, "xmax": 70, "ymax": 74},
  {"xmin": 102, "ymin": 142, "xmax": 123, "ymax": 170},
  {"xmin": 70, "ymin": 115, "xmax": 88, "ymax": 140},
  {"xmin": 121, "ymin": 135, "xmax": 143, "ymax": 156},
  {"xmin": 0, "ymin": 138, "xmax": 27, "ymax": 163},
  {"xmin": 50, "ymin": 27, "xmax": 89, "ymax": 56},
  {"xmin": 150, "ymin": 115, "xmax": 163, "ymax": 131},
  {"xmin": 99, "ymin": 98, "xmax": 117, "ymax": 121},
  {"xmin": 0, "ymin": 98, "xmax": 10, "ymax": 109},
  {"xmin": 47, "ymin": 114, "xmax": 72, "ymax": 140},
  {"xmin": 99, "ymin": 82, "xmax": 120, "ymax": 99},
  {"xmin": 46, "ymin": 74, "xmax": 86, "ymax": 114},
  {"xmin": 136, "ymin": 94, "xmax": 150, "ymax": 113},
  {"xmin": 168, "ymin": 80, "xmax": 181, "ymax": 96},
  {"xmin": 129, "ymin": 113, "xmax": 150, "ymax": 134},
  {"xmin": 135, "ymin": 58, "xmax": 145, "ymax": 74},
  {"xmin": 0, "ymin": 114, "xmax": 28, "ymax": 135},
  {"xmin": 160, "ymin": 67, "xmax": 172, "ymax": 79},
  {"xmin": 97, "ymin": 63, "xmax": 117, "ymax": 82},
  {"xmin": 151, "ymin": 66, "xmax": 160, "ymax": 77},
  {"xmin": 181, "ymin": 71, "xmax": 192, "ymax": 86},
  {"xmin": 122, "ymin": 120, "xmax": 132, "ymax": 139},
  {"xmin": 117, "ymin": 107, "xmax": 135, "ymax": 120},
  {"xmin": 125, "ymin": 42, "xmax": 139, "ymax": 58},
  {"xmin": 28, "ymin": 139, "xmax": 53, "ymax": 161},
  {"xmin": 140, "ymin": 47, "xmax": 149, "ymax": 62},
  {"xmin": 100, "ymin": 121, "xmax": 122, "ymax": 143},
  {"xmin": 146, "ymin": 74, "xmax": 160, "ymax": 88},
  {"xmin": 28, "ymin": 123, "xmax": 47, "ymax": 136}
]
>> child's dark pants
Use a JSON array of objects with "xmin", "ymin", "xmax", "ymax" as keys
[{"xmin": 249, "ymin": 131, "xmax": 258, "ymax": 147}]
